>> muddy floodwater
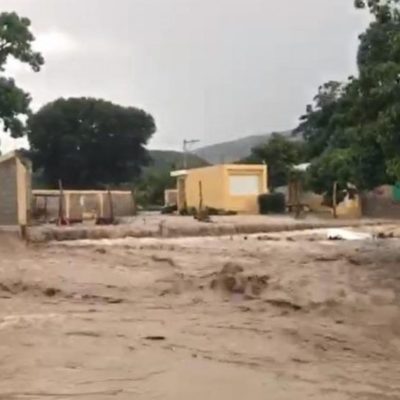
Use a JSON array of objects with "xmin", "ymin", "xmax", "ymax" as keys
[{"xmin": 0, "ymin": 226, "xmax": 400, "ymax": 399}]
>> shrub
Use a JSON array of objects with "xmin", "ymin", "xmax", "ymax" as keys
[{"xmin": 258, "ymin": 193, "xmax": 286, "ymax": 214}]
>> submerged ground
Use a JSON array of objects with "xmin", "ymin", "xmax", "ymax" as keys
[{"xmin": 0, "ymin": 223, "xmax": 400, "ymax": 399}]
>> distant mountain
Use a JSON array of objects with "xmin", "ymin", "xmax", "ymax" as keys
[
  {"xmin": 193, "ymin": 130, "xmax": 294, "ymax": 164},
  {"xmin": 148, "ymin": 150, "xmax": 209, "ymax": 171}
]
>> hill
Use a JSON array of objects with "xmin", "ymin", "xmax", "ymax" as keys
[
  {"xmin": 193, "ymin": 130, "xmax": 294, "ymax": 164},
  {"xmin": 148, "ymin": 150, "xmax": 209, "ymax": 170}
]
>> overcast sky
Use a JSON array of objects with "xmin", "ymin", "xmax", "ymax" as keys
[{"xmin": 1, "ymin": 0, "xmax": 370, "ymax": 153}]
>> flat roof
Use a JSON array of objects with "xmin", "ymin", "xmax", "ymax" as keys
[
  {"xmin": 171, "ymin": 164, "xmax": 266, "ymax": 177},
  {"xmin": 170, "ymin": 170, "xmax": 188, "ymax": 177},
  {"xmin": 293, "ymin": 163, "xmax": 310, "ymax": 171},
  {"xmin": 0, "ymin": 151, "xmax": 18, "ymax": 164}
]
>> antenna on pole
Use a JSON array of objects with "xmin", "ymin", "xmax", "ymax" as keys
[{"xmin": 183, "ymin": 139, "xmax": 200, "ymax": 169}]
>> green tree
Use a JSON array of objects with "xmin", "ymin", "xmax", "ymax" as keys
[
  {"xmin": 296, "ymin": 0, "xmax": 400, "ymax": 194},
  {"xmin": 28, "ymin": 97, "xmax": 156, "ymax": 188},
  {"xmin": 306, "ymin": 149, "xmax": 355, "ymax": 196},
  {"xmin": 296, "ymin": 80, "xmax": 346, "ymax": 159},
  {"xmin": 354, "ymin": 0, "xmax": 400, "ymax": 17},
  {"xmin": 243, "ymin": 133, "xmax": 305, "ymax": 189},
  {"xmin": 136, "ymin": 168, "xmax": 175, "ymax": 206},
  {"xmin": 0, "ymin": 12, "xmax": 44, "ymax": 137}
]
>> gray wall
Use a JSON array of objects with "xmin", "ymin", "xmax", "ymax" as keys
[
  {"xmin": 361, "ymin": 194, "xmax": 400, "ymax": 218},
  {"xmin": 32, "ymin": 191, "xmax": 135, "ymax": 222},
  {"xmin": 0, "ymin": 158, "xmax": 18, "ymax": 225}
]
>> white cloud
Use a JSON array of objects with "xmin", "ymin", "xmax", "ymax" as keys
[
  {"xmin": 4, "ymin": 30, "xmax": 79, "ymax": 77},
  {"xmin": 0, "ymin": 134, "xmax": 29, "ymax": 154},
  {"xmin": 33, "ymin": 30, "xmax": 79, "ymax": 55},
  {"xmin": 4, "ymin": 58, "xmax": 30, "ymax": 76}
]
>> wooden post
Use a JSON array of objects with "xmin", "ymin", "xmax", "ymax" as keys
[
  {"xmin": 288, "ymin": 179, "xmax": 293, "ymax": 211},
  {"xmin": 131, "ymin": 188, "xmax": 137, "ymax": 215},
  {"xmin": 44, "ymin": 196, "xmax": 48, "ymax": 221},
  {"xmin": 333, "ymin": 181, "xmax": 338, "ymax": 219},
  {"xmin": 97, "ymin": 193, "xmax": 103, "ymax": 219},
  {"xmin": 107, "ymin": 188, "xmax": 114, "ymax": 223},
  {"xmin": 199, "ymin": 180, "xmax": 203, "ymax": 212},
  {"xmin": 20, "ymin": 225, "xmax": 27, "ymax": 241},
  {"xmin": 196, "ymin": 180, "xmax": 210, "ymax": 222},
  {"xmin": 58, "ymin": 179, "xmax": 64, "ymax": 225},
  {"xmin": 294, "ymin": 179, "xmax": 301, "ymax": 219}
]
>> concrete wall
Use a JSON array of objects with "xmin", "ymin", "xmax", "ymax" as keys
[
  {"xmin": 300, "ymin": 192, "xmax": 327, "ymax": 212},
  {"xmin": 361, "ymin": 185, "xmax": 400, "ymax": 218},
  {"xmin": 32, "ymin": 190, "xmax": 135, "ymax": 222},
  {"xmin": 0, "ymin": 152, "xmax": 30, "ymax": 227},
  {"xmin": 277, "ymin": 184, "xmax": 329, "ymax": 213},
  {"xmin": 105, "ymin": 192, "xmax": 135, "ymax": 218},
  {"xmin": 164, "ymin": 189, "xmax": 177, "ymax": 206},
  {"xmin": 181, "ymin": 164, "xmax": 267, "ymax": 214},
  {"xmin": 16, "ymin": 157, "xmax": 31, "ymax": 225},
  {"xmin": 0, "ymin": 157, "xmax": 18, "ymax": 225}
]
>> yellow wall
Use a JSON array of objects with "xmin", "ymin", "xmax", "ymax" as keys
[
  {"xmin": 336, "ymin": 194, "xmax": 362, "ymax": 219},
  {"xmin": 181, "ymin": 164, "xmax": 267, "ymax": 214},
  {"xmin": 222, "ymin": 165, "xmax": 267, "ymax": 214},
  {"xmin": 185, "ymin": 165, "xmax": 226, "ymax": 211}
]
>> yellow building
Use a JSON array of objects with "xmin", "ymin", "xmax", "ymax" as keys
[{"xmin": 171, "ymin": 164, "xmax": 268, "ymax": 214}]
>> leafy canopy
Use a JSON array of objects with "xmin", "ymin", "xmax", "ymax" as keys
[
  {"xmin": 295, "ymin": 0, "xmax": 400, "ymax": 194},
  {"xmin": 28, "ymin": 97, "xmax": 156, "ymax": 188},
  {"xmin": 0, "ymin": 12, "xmax": 44, "ymax": 137},
  {"xmin": 136, "ymin": 168, "xmax": 175, "ymax": 206},
  {"xmin": 242, "ymin": 134, "xmax": 305, "ymax": 189}
]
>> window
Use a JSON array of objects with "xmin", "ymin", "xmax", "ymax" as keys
[{"xmin": 229, "ymin": 174, "xmax": 260, "ymax": 196}]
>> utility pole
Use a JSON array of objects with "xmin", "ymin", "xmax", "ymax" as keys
[{"xmin": 183, "ymin": 139, "xmax": 200, "ymax": 169}]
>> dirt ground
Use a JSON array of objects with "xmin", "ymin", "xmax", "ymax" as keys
[
  {"xmin": 1, "ymin": 225, "xmax": 400, "ymax": 399},
  {"xmin": 29, "ymin": 213, "xmax": 390, "ymax": 242}
]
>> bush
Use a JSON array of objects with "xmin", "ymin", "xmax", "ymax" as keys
[
  {"xmin": 161, "ymin": 204, "xmax": 177, "ymax": 214},
  {"xmin": 258, "ymin": 193, "xmax": 286, "ymax": 214}
]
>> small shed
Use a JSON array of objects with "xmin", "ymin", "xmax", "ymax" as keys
[
  {"xmin": 171, "ymin": 164, "xmax": 268, "ymax": 214},
  {"xmin": 0, "ymin": 151, "xmax": 31, "ymax": 227}
]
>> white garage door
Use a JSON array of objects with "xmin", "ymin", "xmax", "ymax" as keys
[{"xmin": 229, "ymin": 175, "xmax": 260, "ymax": 196}]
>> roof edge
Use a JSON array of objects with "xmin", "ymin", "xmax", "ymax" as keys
[{"xmin": 0, "ymin": 151, "xmax": 19, "ymax": 164}]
